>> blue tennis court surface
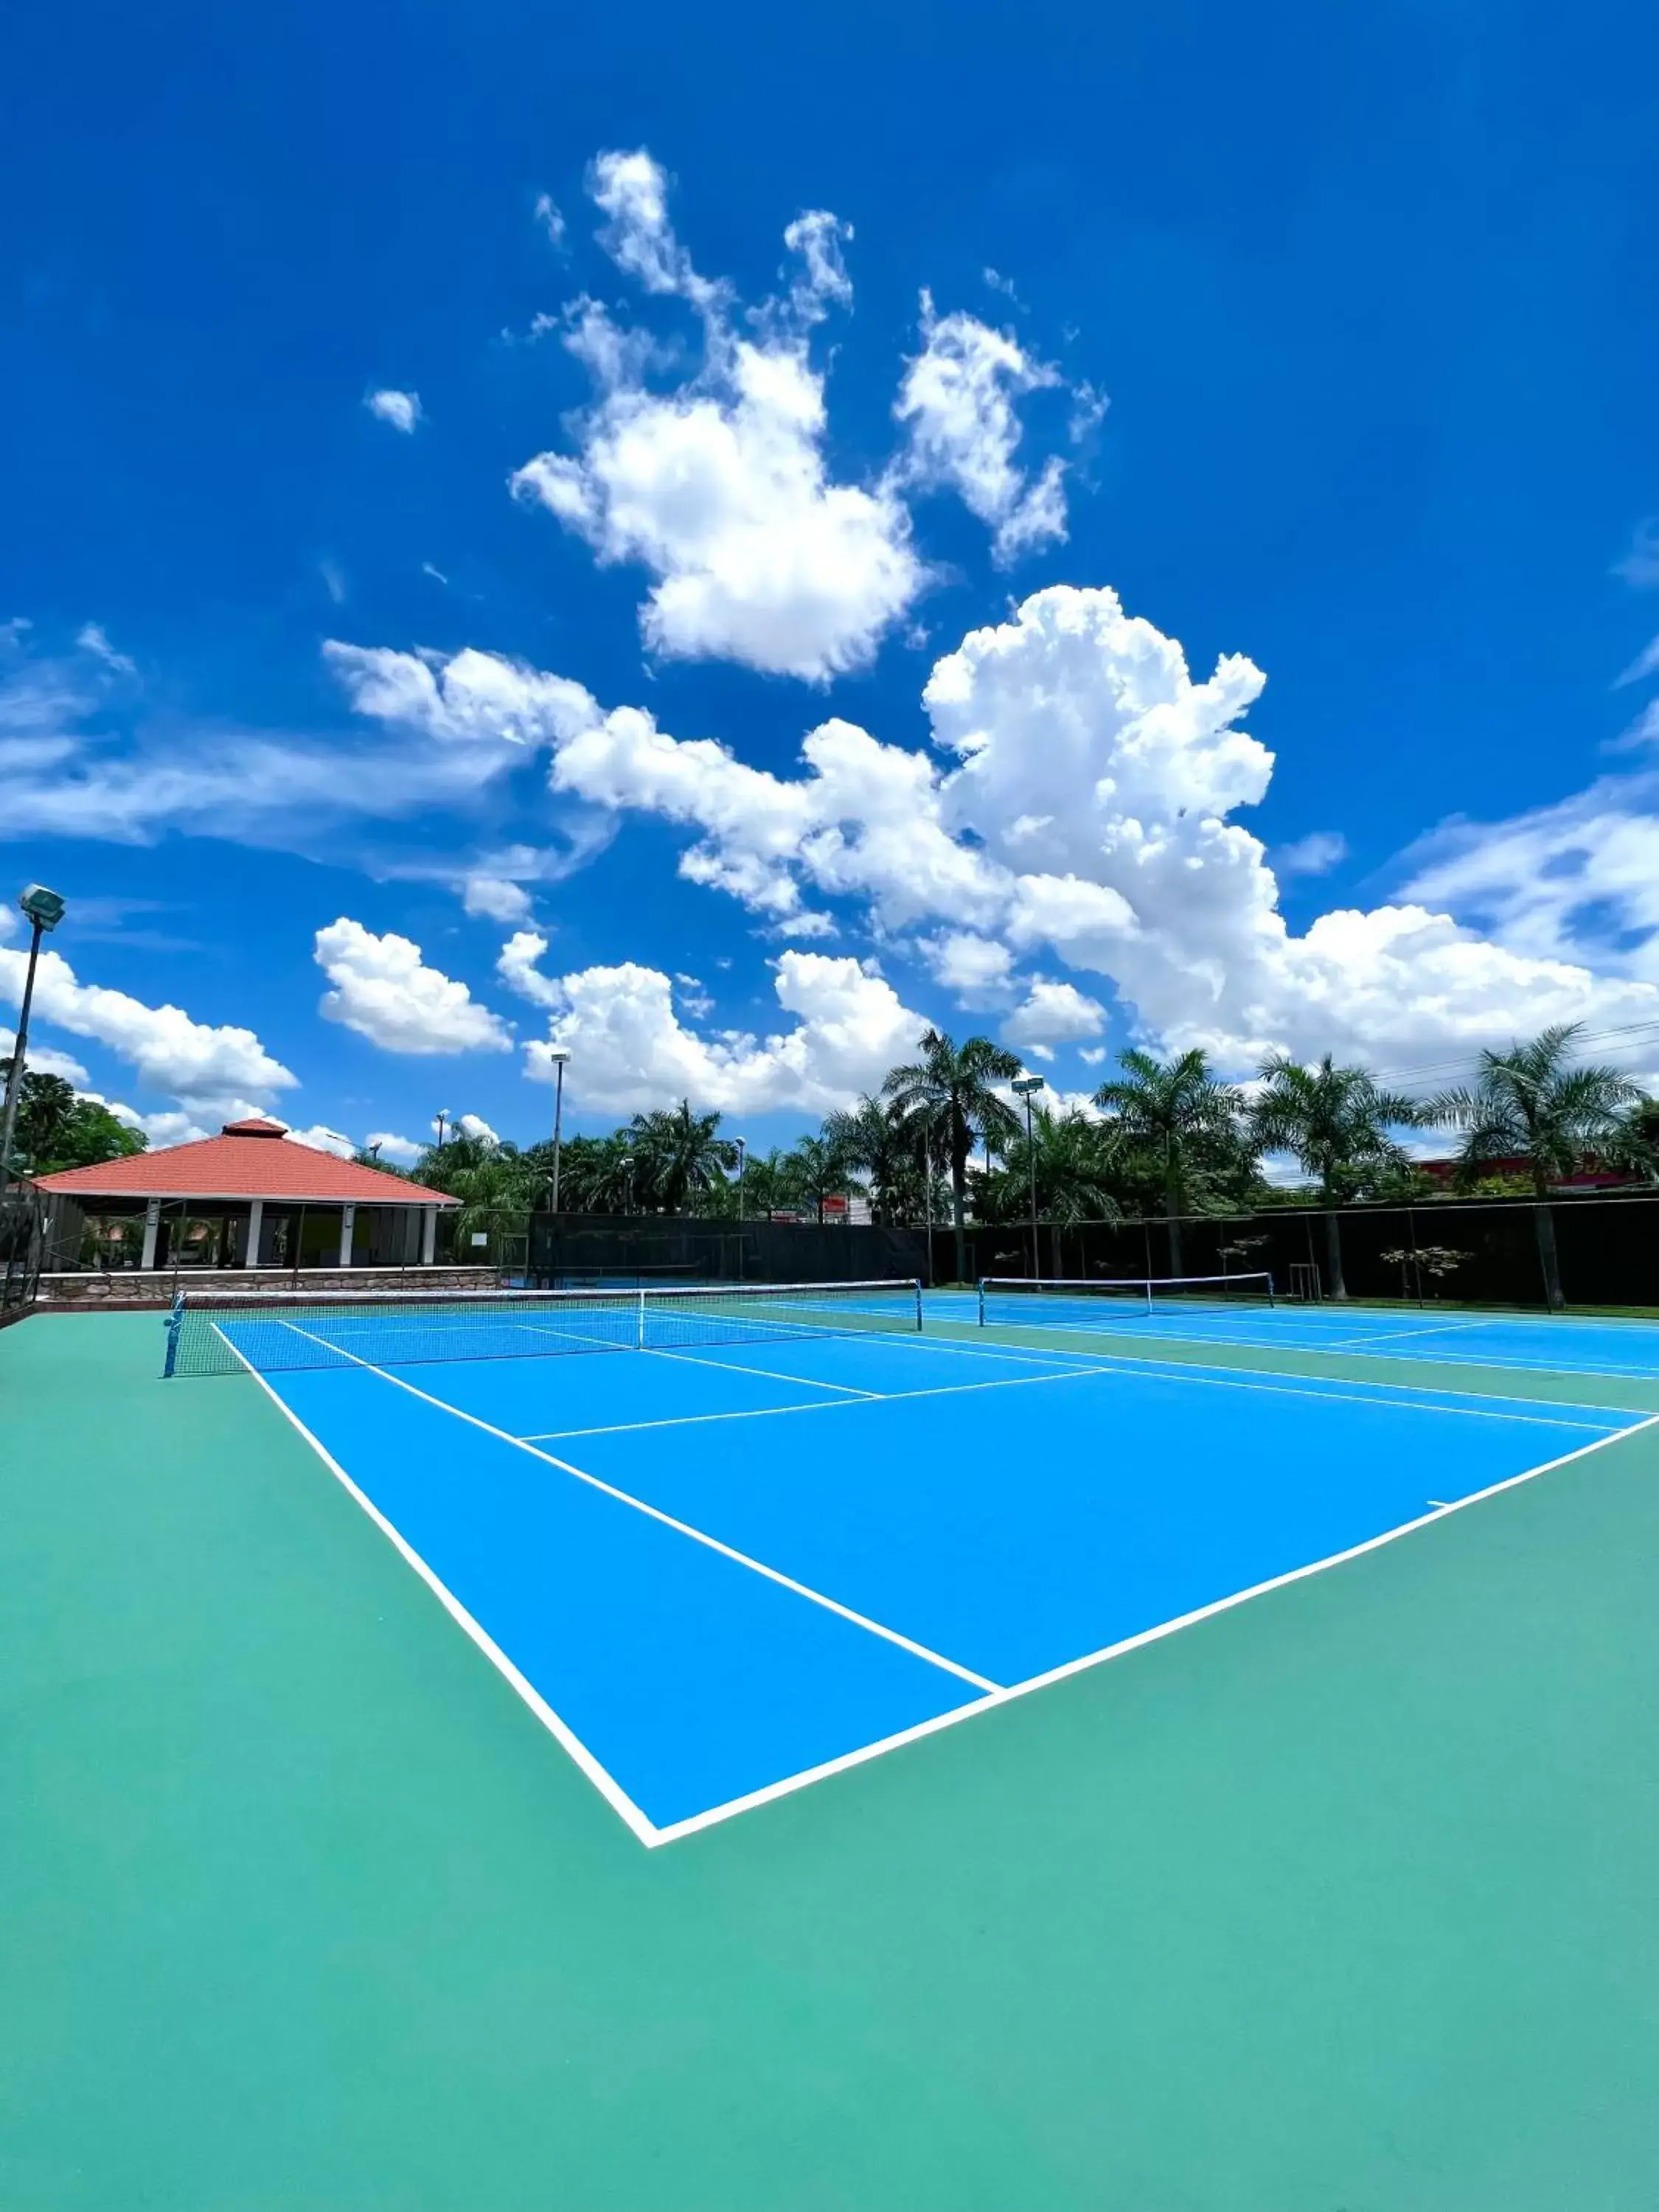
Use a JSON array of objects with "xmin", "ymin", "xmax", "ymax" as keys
[
  {"xmin": 941, "ymin": 1288, "xmax": 1659, "ymax": 1380},
  {"xmin": 234, "ymin": 1310, "xmax": 1652, "ymax": 1843}
]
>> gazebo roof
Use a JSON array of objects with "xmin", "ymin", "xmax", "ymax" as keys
[{"xmin": 35, "ymin": 1121, "xmax": 458, "ymax": 1205}]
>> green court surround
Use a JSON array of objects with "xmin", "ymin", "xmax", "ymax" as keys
[{"xmin": 6, "ymin": 1309, "xmax": 1659, "ymax": 2209}]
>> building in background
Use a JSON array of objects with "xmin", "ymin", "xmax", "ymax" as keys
[{"xmin": 35, "ymin": 1117, "xmax": 458, "ymax": 1272}]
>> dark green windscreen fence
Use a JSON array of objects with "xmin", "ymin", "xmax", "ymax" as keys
[{"xmin": 931, "ymin": 1193, "xmax": 1659, "ymax": 1310}]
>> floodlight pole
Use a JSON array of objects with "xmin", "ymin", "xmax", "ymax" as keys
[
  {"xmin": 0, "ymin": 884, "xmax": 66, "ymax": 1197},
  {"xmin": 546, "ymin": 1047, "xmax": 570, "ymax": 1213},
  {"xmin": 1012, "ymin": 1074, "xmax": 1045, "ymax": 1281},
  {"xmin": 434, "ymin": 1109, "xmax": 450, "ymax": 1151},
  {"xmin": 734, "ymin": 1135, "xmax": 747, "ymax": 1221}
]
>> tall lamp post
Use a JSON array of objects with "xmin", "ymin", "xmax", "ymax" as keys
[
  {"xmin": 1012, "ymin": 1073, "xmax": 1045, "ymax": 1281},
  {"xmin": 546, "ymin": 1046, "xmax": 571, "ymax": 1213},
  {"xmin": 434, "ymin": 1108, "xmax": 451, "ymax": 1151},
  {"xmin": 0, "ymin": 883, "xmax": 66, "ymax": 1196},
  {"xmin": 734, "ymin": 1135, "xmax": 747, "ymax": 1221},
  {"xmin": 620, "ymin": 1153, "xmax": 635, "ymax": 1216}
]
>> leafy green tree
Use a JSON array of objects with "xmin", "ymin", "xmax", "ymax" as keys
[
  {"xmin": 1093, "ymin": 1047, "xmax": 1245, "ymax": 1273},
  {"xmin": 1429, "ymin": 1023, "xmax": 1640, "ymax": 1309},
  {"xmin": 1250, "ymin": 1053, "xmax": 1425, "ymax": 1298},
  {"xmin": 624, "ymin": 1102, "xmax": 737, "ymax": 1211},
  {"xmin": 822, "ymin": 1095, "xmax": 920, "ymax": 1223},
  {"xmin": 0, "ymin": 1066, "xmax": 147, "ymax": 1175},
  {"xmin": 975, "ymin": 1106, "xmax": 1124, "ymax": 1231},
  {"xmin": 883, "ymin": 1030, "xmax": 1020, "ymax": 1282},
  {"xmin": 780, "ymin": 1133, "xmax": 849, "ymax": 1224},
  {"xmin": 1604, "ymin": 1096, "xmax": 1659, "ymax": 1185}
]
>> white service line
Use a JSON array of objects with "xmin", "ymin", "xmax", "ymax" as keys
[
  {"xmin": 208, "ymin": 1324, "xmax": 661, "ymax": 1846},
  {"xmin": 961, "ymin": 1311, "xmax": 1659, "ymax": 1387},
  {"xmin": 1326, "ymin": 1318, "xmax": 1501, "ymax": 1349},
  {"xmin": 276, "ymin": 1321, "xmax": 1001, "ymax": 1697},
  {"xmin": 518, "ymin": 1362, "xmax": 1109, "ymax": 1444},
  {"xmin": 806, "ymin": 1324, "xmax": 1630, "ymax": 1430},
  {"xmin": 652, "ymin": 1408, "xmax": 1659, "ymax": 1846},
  {"xmin": 643, "ymin": 1344, "xmax": 880, "ymax": 1397}
]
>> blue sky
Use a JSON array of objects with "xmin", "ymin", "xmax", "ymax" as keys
[{"xmin": 4, "ymin": 0, "xmax": 1659, "ymax": 1161}]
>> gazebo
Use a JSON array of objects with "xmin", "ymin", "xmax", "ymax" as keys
[{"xmin": 35, "ymin": 1117, "xmax": 459, "ymax": 1273}]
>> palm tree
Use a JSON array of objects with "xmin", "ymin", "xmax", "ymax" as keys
[
  {"xmin": 1251, "ymin": 1054, "xmax": 1425, "ymax": 1299},
  {"xmin": 996, "ymin": 1105, "xmax": 1124, "ymax": 1228},
  {"xmin": 625, "ymin": 1101, "xmax": 737, "ymax": 1211},
  {"xmin": 1429, "ymin": 1023, "xmax": 1640, "ymax": 1309},
  {"xmin": 883, "ymin": 1029, "xmax": 1021, "ymax": 1282},
  {"xmin": 822, "ymin": 1094, "xmax": 917, "ymax": 1223},
  {"xmin": 1093, "ymin": 1047, "xmax": 1243, "ymax": 1274},
  {"xmin": 424, "ymin": 1146, "xmax": 540, "ymax": 1265},
  {"xmin": 1603, "ymin": 1097, "xmax": 1659, "ymax": 1186},
  {"xmin": 781, "ymin": 1133, "xmax": 849, "ymax": 1224}
]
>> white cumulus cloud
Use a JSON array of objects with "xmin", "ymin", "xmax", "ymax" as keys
[
  {"xmin": 288, "ymin": 1124, "xmax": 358, "ymax": 1158},
  {"xmin": 366, "ymin": 389, "xmax": 422, "ymax": 434},
  {"xmin": 0, "ymin": 945, "xmax": 295, "ymax": 1110},
  {"xmin": 509, "ymin": 149, "xmax": 925, "ymax": 680},
  {"xmin": 462, "ymin": 874, "xmax": 534, "ymax": 924},
  {"xmin": 328, "ymin": 580, "xmax": 1659, "ymax": 1086},
  {"xmin": 314, "ymin": 918, "xmax": 513, "ymax": 1055},
  {"xmin": 518, "ymin": 948, "xmax": 928, "ymax": 1116},
  {"xmin": 1002, "ymin": 978, "xmax": 1107, "ymax": 1062},
  {"xmin": 892, "ymin": 293, "xmax": 1071, "ymax": 563},
  {"xmin": 366, "ymin": 1130, "xmax": 424, "ymax": 1165}
]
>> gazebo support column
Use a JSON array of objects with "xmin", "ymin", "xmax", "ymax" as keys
[
  {"xmin": 338, "ymin": 1202, "xmax": 356, "ymax": 1268},
  {"xmin": 421, "ymin": 1206, "xmax": 437, "ymax": 1266},
  {"xmin": 246, "ymin": 1197, "xmax": 263, "ymax": 1267},
  {"xmin": 139, "ymin": 1197, "xmax": 161, "ymax": 1270}
]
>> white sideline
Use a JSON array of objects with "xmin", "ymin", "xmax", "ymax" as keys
[
  {"xmin": 518, "ymin": 1361, "xmax": 1109, "ymax": 1443},
  {"xmin": 270, "ymin": 1318, "xmax": 1001, "ymax": 1699},
  {"xmin": 807, "ymin": 1324, "xmax": 1630, "ymax": 1431},
  {"xmin": 209, "ymin": 1324, "xmax": 661, "ymax": 1847},
  {"xmin": 651, "ymin": 1408, "xmax": 1659, "ymax": 1844},
  {"xmin": 214, "ymin": 1315, "xmax": 1659, "ymax": 1850}
]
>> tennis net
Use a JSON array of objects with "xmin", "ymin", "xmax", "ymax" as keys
[
  {"xmin": 167, "ymin": 1278, "xmax": 924, "ymax": 1379},
  {"xmin": 978, "ymin": 1273, "xmax": 1275, "ymax": 1328}
]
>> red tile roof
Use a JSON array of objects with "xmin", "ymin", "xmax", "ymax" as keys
[{"xmin": 36, "ymin": 1122, "xmax": 458, "ymax": 1204}]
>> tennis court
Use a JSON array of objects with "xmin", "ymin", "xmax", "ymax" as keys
[
  {"xmin": 13, "ymin": 1283, "xmax": 1659, "ymax": 2208},
  {"xmin": 957, "ymin": 1275, "xmax": 1659, "ymax": 1380},
  {"xmin": 164, "ymin": 1279, "xmax": 1654, "ymax": 1840}
]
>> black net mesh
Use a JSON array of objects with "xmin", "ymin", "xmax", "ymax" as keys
[{"xmin": 165, "ymin": 1278, "xmax": 924, "ymax": 1378}]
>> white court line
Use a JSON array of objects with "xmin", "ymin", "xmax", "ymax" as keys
[
  {"xmin": 783, "ymin": 1324, "xmax": 1631, "ymax": 1431},
  {"xmin": 651, "ymin": 1409, "xmax": 1659, "ymax": 1845},
  {"xmin": 1326, "ymin": 1318, "xmax": 1511, "ymax": 1349},
  {"xmin": 642, "ymin": 1344, "xmax": 880, "ymax": 1398},
  {"xmin": 223, "ymin": 1319, "xmax": 1659, "ymax": 1848},
  {"xmin": 518, "ymin": 1363, "xmax": 1109, "ymax": 1443},
  {"xmin": 208, "ymin": 1324, "xmax": 661, "ymax": 1847},
  {"xmin": 271, "ymin": 1319, "xmax": 1000, "ymax": 1698},
  {"xmin": 960, "ymin": 1310, "xmax": 1659, "ymax": 1387},
  {"xmin": 910, "ymin": 1317, "xmax": 1652, "ymax": 1419}
]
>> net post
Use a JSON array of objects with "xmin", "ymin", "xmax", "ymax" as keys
[
  {"xmin": 977, "ymin": 1278, "xmax": 986, "ymax": 1327},
  {"xmin": 163, "ymin": 1290, "xmax": 185, "ymax": 1378},
  {"xmin": 913, "ymin": 1279, "xmax": 923, "ymax": 1331},
  {"xmin": 1142, "ymin": 1276, "xmax": 1152, "ymax": 1317},
  {"xmin": 636, "ymin": 1287, "xmax": 646, "ymax": 1351}
]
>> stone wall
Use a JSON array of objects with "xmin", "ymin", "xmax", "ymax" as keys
[{"xmin": 37, "ymin": 1265, "xmax": 501, "ymax": 1311}]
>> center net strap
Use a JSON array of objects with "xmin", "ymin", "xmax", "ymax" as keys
[{"xmin": 165, "ymin": 1279, "xmax": 925, "ymax": 1378}]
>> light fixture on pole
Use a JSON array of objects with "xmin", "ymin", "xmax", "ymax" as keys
[
  {"xmin": 734, "ymin": 1135, "xmax": 747, "ymax": 1221},
  {"xmin": 620, "ymin": 1153, "xmax": 635, "ymax": 1216},
  {"xmin": 0, "ymin": 883, "xmax": 66, "ymax": 1196},
  {"xmin": 1012, "ymin": 1074, "xmax": 1045, "ymax": 1281},
  {"xmin": 434, "ymin": 1108, "xmax": 451, "ymax": 1150},
  {"xmin": 546, "ymin": 1046, "xmax": 571, "ymax": 1214}
]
